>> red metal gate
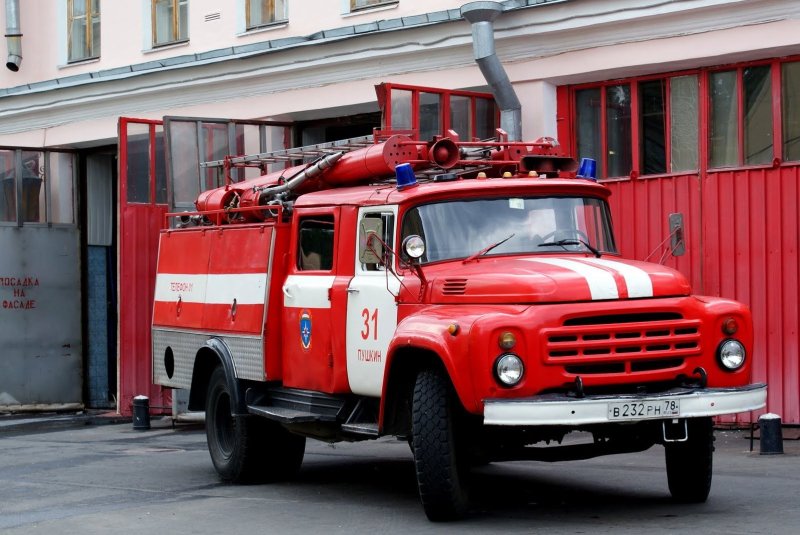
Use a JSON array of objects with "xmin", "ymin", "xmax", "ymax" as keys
[
  {"xmin": 117, "ymin": 118, "xmax": 170, "ymax": 416},
  {"xmin": 701, "ymin": 166, "xmax": 799, "ymax": 424}
]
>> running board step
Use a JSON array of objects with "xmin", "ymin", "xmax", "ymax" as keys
[
  {"xmin": 341, "ymin": 422, "xmax": 379, "ymax": 437},
  {"xmin": 247, "ymin": 404, "xmax": 338, "ymax": 424}
]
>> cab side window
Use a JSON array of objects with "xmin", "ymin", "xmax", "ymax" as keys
[
  {"xmin": 360, "ymin": 212, "xmax": 394, "ymax": 271},
  {"xmin": 298, "ymin": 216, "xmax": 335, "ymax": 271}
]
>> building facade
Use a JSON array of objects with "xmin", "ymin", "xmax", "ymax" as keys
[{"xmin": 1, "ymin": 0, "xmax": 798, "ymax": 422}]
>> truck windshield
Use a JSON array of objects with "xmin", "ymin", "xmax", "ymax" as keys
[{"xmin": 401, "ymin": 196, "xmax": 617, "ymax": 264}]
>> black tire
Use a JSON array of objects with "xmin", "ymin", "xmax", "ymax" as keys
[
  {"xmin": 411, "ymin": 368, "xmax": 469, "ymax": 521},
  {"xmin": 205, "ymin": 367, "xmax": 305, "ymax": 483},
  {"xmin": 665, "ymin": 417, "xmax": 714, "ymax": 503}
]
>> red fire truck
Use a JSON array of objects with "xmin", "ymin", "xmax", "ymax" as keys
[{"xmin": 152, "ymin": 127, "xmax": 766, "ymax": 520}]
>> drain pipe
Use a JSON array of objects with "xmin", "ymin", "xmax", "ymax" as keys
[
  {"xmin": 5, "ymin": 0, "xmax": 22, "ymax": 71},
  {"xmin": 461, "ymin": 1, "xmax": 522, "ymax": 141}
]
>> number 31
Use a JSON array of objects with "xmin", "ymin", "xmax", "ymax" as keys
[{"xmin": 361, "ymin": 308, "xmax": 378, "ymax": 340}]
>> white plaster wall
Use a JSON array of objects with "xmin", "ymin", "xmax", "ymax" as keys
[
  {"xmin": 0, "ymin": 0, "xmax": 480, "ymax": 87},
  {"xmin": 2, "ymin": 0, "xmax": 800, "ymax": 148}
]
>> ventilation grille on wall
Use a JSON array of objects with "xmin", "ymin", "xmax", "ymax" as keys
[{"xmin": 204, "ymin": 12, "xmax": 221, "ymax": 22}]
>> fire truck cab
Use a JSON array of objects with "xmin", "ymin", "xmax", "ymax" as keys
[{"xmin": 151, "ymin": 131, "xmax": 766, "ymax": 521}]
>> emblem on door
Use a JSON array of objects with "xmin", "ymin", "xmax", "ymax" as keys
[{"xmin": 300, "ymin": 310, "xmax": 312, "ymax": 350}]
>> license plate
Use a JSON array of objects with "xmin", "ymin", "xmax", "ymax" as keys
[{"xmin": 608, "ymin": 399, "xmax": 680, "ymax": 420}]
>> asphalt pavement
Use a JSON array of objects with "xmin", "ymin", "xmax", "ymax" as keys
[{"xmin": 0, "ymin": 413, "xmax": 798, "ymax": 534}]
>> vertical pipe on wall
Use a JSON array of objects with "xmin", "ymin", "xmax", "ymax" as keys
[{"xmin": 5, "ymin": 0, "xmax": 22, "ymax": 71}]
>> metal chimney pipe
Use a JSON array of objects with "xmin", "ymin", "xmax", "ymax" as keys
[
  {"xmin": 461, "ymin": 1, "xmax": 522, "ymax": 141},
  {"xmin": 5, "ymin": 0, "xmax": 22, "ymax": 71}
]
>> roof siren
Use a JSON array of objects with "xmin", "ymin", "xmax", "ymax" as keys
[
  {"xmin": 395, "ymin": 163, "xmax": 418, "ymax": 190},
  {"xmin": 576, "ymin": 158, "xmax": 598, "ymax": 181}
]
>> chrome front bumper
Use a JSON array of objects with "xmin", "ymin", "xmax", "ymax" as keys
[{"xmin": 483, "ymin": 383, "xmax": 767, "ymax": 426}]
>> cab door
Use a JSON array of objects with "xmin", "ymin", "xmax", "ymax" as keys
[
  {"xmin": 281, "ymin": 208, "xmax": 340, "ymax": 392},
  {"xmin": 345, "ymin": 206, "xmax": 401, "ymax": 397}
]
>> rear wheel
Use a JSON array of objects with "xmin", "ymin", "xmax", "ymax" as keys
[
  {"xmin": 205, "ymin": 367, "xmax": 305, "ymax": 483},
  {"xmin": 411, "ymin": 368, "xmax": 469, "ymax": 521},
  {"xmin": 664, "ymin": 417, "xmax": 714, "ymax": 503}
]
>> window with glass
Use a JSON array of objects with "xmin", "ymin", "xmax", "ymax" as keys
[
  {"xmin": 475, "ymin": 97, "xmax": 498, "ymax": 140},
  {"xmin": 567, "ymin": 56, "xmax": 800, "ymax": 176},
  {"xmin": 576, "ymin": 76, "xmax": 702, "ymax": 178},
  {"xmin": 708, "ymin": 66, "xmax": 774, "ymax": 168},
  {"xmin": 783, "ymin": 61, "xmax": 800, "ymax": 162},
  {"xmin": 605, "ymin": 84, "xmax": 632, "ymax": 178},
  {"xmin": 378, "ymin": 83, "xmax": 498, "ymax": 141},
  {"xmin": 359, "ymin": 212, "xmax": 395, "ymax": 271},
  {"xmin": 246, "ymin": 0, "xmax": 286, "ymax": 29},
  {"xmin": 574, "ymin": 84, "xmax": 637, "ymax": 179},
  {"xmin": 390, "ymin": 89, "xmax": 412, "ymax": 131},
  {"xmin": 298, "ymin": 216, "xmax": 335, "ymax": 271},
  {"xmin": 350, "ymin": 0, "xmax": 397, "ymax": 12},
  {"xmin": 68, "ymin": 0, "xmax": 100, "ymax": 62},
  {"xmin": 418, "ymin": 92, "xmax": 441, "ymax": 142},
  {"xmin": 572, "ymin": 58, "xmax": 800, "ymax": 175},
  {"xmin": 401, "ymin": 196, "xmax": 616, "ymax": 264},
  {"xmin": 0, "ymin": 149, "xmax": 75, "ymax": 225},
  {"xmin": 669, "ymin": 75, "xmax": 699, "ymax": 171},
  {"xmin": 152, "ymin": 0, "xmax": 188, "ymax": 47}
]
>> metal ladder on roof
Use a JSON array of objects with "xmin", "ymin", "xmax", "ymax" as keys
[{"xmin": 199, "ymin": 134, "xmax": 376, "ymax": 170}]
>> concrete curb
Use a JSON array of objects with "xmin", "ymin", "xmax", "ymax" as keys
[{"xmin": 0, "ymin": 411, "xmax": 131, "ymax": 435}]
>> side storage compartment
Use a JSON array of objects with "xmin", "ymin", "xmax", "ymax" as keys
[{"xmin": 152, "ymin": 224, "xmax": 275, "ymax": 388}]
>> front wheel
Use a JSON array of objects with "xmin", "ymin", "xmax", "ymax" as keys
[
  {"xmin": 411, "ymin": 368, "xmax": 469, "ymax": 521},
  {"xmin": 664, "ymin": 417, "xmax": 714, "ymax": 503},
  {"xmin": 205, "ymin": 367, "xmax": 305, "ymax": 483}
]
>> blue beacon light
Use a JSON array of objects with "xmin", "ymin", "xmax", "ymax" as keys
[
  {"xmin": 577, "ymin": 158, "xmax": 598, "ymax": 181},
  {"xmin": 395, "ymin": 163, "xmax": 418, "ymax": 190}
]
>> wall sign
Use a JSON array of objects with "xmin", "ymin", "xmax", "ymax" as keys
[{"xmin": 1, "ymin": 275, "xmax": 39, "ymax": 310}]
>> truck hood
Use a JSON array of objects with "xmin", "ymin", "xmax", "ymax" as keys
[{"xmin": 426, "ymin": 255, "xmax": 691, "ymax": 304}]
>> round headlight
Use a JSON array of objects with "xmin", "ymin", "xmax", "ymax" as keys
[
  {"xmin": 402, "ymin": 235, "xmax": 425, "ymax": 259},
  {"xmin": 718, "ymin": 339, "xmax": 746, "ymax": 371},
  {"xmin": 495, "ymin": 354, "xmax": 524, "ymax": 387}
]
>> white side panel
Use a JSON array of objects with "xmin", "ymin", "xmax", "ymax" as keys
[
  {"xmin": 154, "ymin": 273, "xmax": 208, "ymax": 304},
  {"xmin": 345, "ymin": 275, "xmax": 401, "ymax": 397},
  {"xmin": 205, "ymin": 273, "xmax": 268, "ymax": 305},
  {"xmin": 345, "ymin": 205, "xmax": 400, "ymax": 397},
  {"xmin": 283, "ymin": 274, "xmax": 335, "ymax": 309}
]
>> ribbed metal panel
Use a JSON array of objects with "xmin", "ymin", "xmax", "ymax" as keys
[
  {"xmin": 703, "ymin": 166, "xmax": 800, "ymax": 424},
  {"xmin": 606, "ymin": 167, "xmax": 800, "ymax": 424},
  {"xmin": 118, "ymin": 203, "xmax": 168, "ymax": 414},
  {"xmin": 152, "ymin": 328, "xmax": 265, "ymax": 386}
]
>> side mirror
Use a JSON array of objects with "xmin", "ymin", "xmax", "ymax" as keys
[{"xmin": 359, "ymin": 218, "xmax": 384, "ymax": 264}]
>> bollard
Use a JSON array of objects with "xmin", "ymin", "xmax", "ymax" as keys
[
  {"xmin": 132, "ymin": 395, "xmax": 151, "ymax": 431},
  {"xmin": 759, "ymin": 413, "xmax": 783, "ymax": 455}
]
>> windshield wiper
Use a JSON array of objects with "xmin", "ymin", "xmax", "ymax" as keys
[
  {"xmin": 538, "ymin": 239, "xmax": 602, "ymax": 258},
  {"xmin": 463, "ymin": 233, "xmax": 515, "ymax": 264}
]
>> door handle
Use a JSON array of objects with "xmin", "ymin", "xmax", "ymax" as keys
[{"xmin": 346, "ymin": 288, "xmax": 359, "ymax": 294}]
